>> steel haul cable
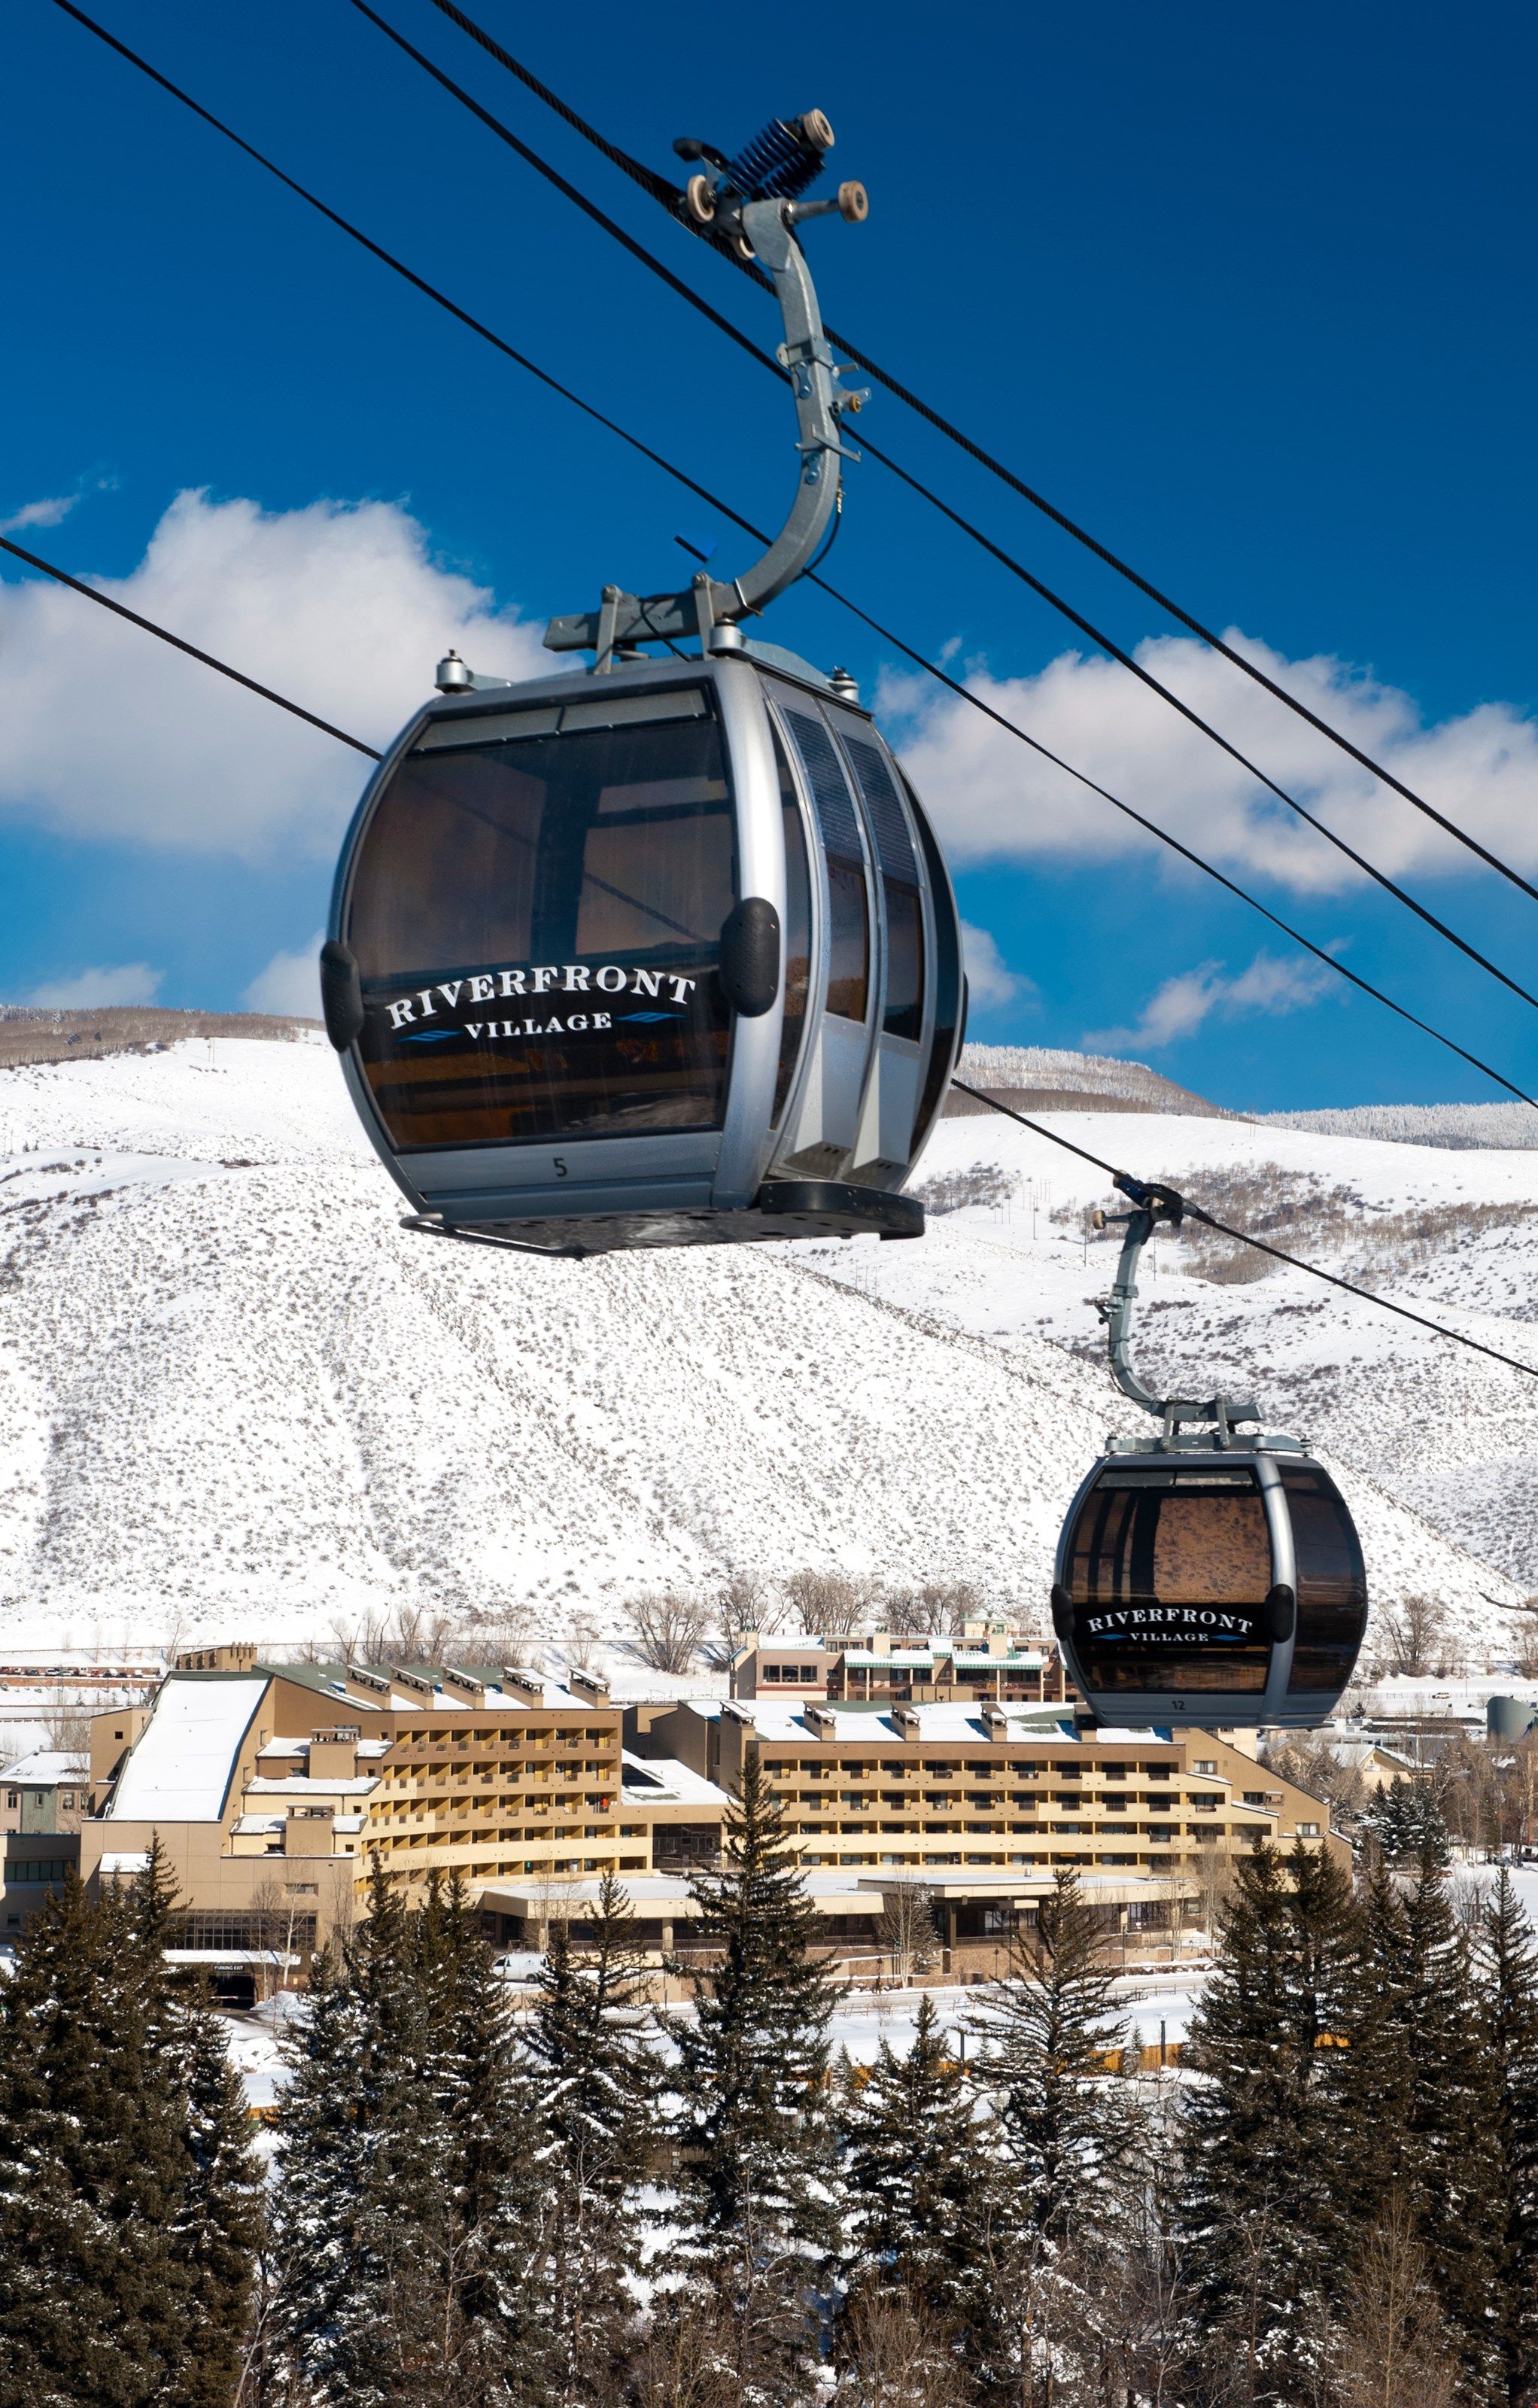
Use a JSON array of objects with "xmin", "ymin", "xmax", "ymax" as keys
[
  {"xmin": 0, "ymin": 532, "xmax": 378, "ymax": 757},
  {"xmin": 4, "ymin": 545, "xmax": 1533, "ymax": 1363},
  {"xmin": 949, "ymin": 1080, "xmax": 1538, "ymax": 1386},
  {"xmin": 342, "ymin": 0, "xmax": 1538, "ymax": 1011},
  {"xmin": 418, "ymin": 0, "xmax": 1538, "ymax": 910},
  {"xmin": 28, "ymin": 2, "xmax": 1538, "ymax": 1109}
]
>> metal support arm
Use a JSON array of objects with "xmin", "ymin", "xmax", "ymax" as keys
[
  {"xmin": 543, "ymin": 196, "xmax": 865, "ymax": 664},
  {"xmin": 1093, "ymin": 1175, "xmax": 1260, "ymax": 1440}
]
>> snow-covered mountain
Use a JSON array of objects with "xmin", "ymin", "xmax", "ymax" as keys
[{"xmin": 0, "ymin": 1029, "xmax": 1530, "ymax": 1655}]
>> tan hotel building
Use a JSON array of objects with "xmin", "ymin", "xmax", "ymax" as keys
[
  {"xmin": 65, "ymin": 1649, "xmax": 1345, "ymax": 1987},
  {"xmin": 78, "ymin": 1655, "xmax": 728, "ymax": 1971},
  {"xmin": 634, "ymin": 1696, "xmax": 1347, "ymax": 1882}
]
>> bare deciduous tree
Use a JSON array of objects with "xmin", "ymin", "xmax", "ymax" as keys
[
  {"xmin": 833, "ymin": 2284, "xmax": 971, "ymax": 2408},
  {"xmin": 877, "ymin": 1884, "xmax": 941, "ymax": 1986},
  {"xmin": 907, "ymin": 1579, "xmax": 986, "ymax": 1637},
  {"xmin": 563, "ymin": 1613, "xmax": 606, "ymax": 1673},
  {"xmin": 700, "ymin": 1570, "xmax": 772, "ymax": 1669},
  {"xmin": 783, "ymin": 1568, "xmax": 877, "ymax": 1640},
  {"xmin": 1378, "ymin": 1594, "xmax": 1450, "ymax": 1678},
  {"xmin": 626, "ymin": 1591, "xmax": 710, "ymax": 1677},
  {"xmin": 1333, "ymin": 2193, "xmax": 1460, "ymax": 2408},
  {"xmin": 39, "ymin": 1687, "xmax": 91, "ymax": 1754}
]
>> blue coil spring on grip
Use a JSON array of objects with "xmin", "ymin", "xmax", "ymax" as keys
[{"xmin": 722, "ymin": 117, "xmax": 828, "ymax": 202}]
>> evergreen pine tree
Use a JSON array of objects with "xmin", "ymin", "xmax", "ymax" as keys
[
  {"xmin": 522, "ymin": 1873, "xmax": 655, "ymax": 2404},
  {"xmin": 1365, "ymin": 1776, "xmax": 1449, "ymax": 1869},
  {"xmin": 121, "ymin": 1842, "xmax": 263, "ymax": 2408},
  {"xmin": 164, "ymin": 1981, "xmax": 265, "ymax": 2407},
  {"xmin": 669, "ymin": 1753, "xmax": 840, "ymax": 2403},
  {"xmin": 0, "ymin": 1866, "xmax": 198, "ymax": 2406},
  {"xmin": 1346, "ymin": 1841, "xmax": 1502, "ymax": 2404},
  {"xmin": 1479, "ymin": 1871, "xmax": 1538, "ymax": 2407},
  {"xmin": 1178, "ymin": 1839, "xmax": 1363, "ymax": 2405},
  {"xmin": 974, "ymin": 1868, "xmax": 1141, "ymax": 2248},
  {"xmin": 837, "ymin": 1992, "xmax": 991, "ymax": 2350},
  {"xmin": 421, "ymin": 1871, "xmax": 555, "ymax": 2400},
  {"xmin": 271, "ymin": 1859, "xmax": 453, "ymax": 2405}
]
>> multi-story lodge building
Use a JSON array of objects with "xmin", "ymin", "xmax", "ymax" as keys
[
  {"xmin": 634, "ymin": 1695, "xmax": 1345, "ymax": 1881},
  {"xmin": 77, "ymin": 1650, "xmax": 730, "ymax": 1986},
  {"xmin": 50, "ymin": 1643, "xmax": 1347, "ymax": 1993},
  {"xmin": 730, "ymin": 1625, "xmax": 1067, "ymax": 1707}
]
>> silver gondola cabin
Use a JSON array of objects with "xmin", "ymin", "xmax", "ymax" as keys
[
  {"xmin": 1050, "ymin": 1181, "xmax": 1368, "ymax": 1728},
  {"xmin": 318, "ymin": 114, "xmax": 963, "ymax": 1256}
]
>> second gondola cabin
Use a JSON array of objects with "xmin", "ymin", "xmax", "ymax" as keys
[
  {"xmin": 321, "ymin": 644, "xmax": 963, "ymax": 1254},
  {"xmin": 1051, "ymin": 1443, "xmax": 1368, "ymax": 1728}
]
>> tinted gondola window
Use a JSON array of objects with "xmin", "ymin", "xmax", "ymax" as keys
[
  {"xmin": 905, "ymin": 782, "xmax": 961, "ymax": 1154},
  {"xmin": 771, "ymin": 724, "xmax": 813, "ymax": 1124},
  {"xmin": 842, "ymin": 734, "xmax": 924, "ymax": 1041},
  {"xmin": 345, "ymin": 701, "xmax": 734, "ymax": 1148},
  {"xmin": 1280, "ymin": 1464, "xmax": 1368, "ymax": 1690},
  {"xmin": 783, "ymin": 710, "xmax": 870, "ymax": 1023},
  {"xmin": 1066, "ymin": 1469, "xmax": 1272, "ymax": 1692}
]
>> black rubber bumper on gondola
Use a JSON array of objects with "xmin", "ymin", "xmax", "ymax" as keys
[{"xmin": 400, "ymin": 1178, "xmax": 925, "ymax": 1259}]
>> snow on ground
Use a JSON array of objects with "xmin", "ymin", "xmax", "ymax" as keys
[
  {"xmin": 0, "ymin": 1034, "xmax": 1531, "ymax": 1651},
  {"xmin": 817, "ymin": 1105, "xmax": 1538, "ymax": 1629}
]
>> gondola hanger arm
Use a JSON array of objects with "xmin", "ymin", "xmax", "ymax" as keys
[
  {"xmin": 1091, "ymin": 1176, "xmax": 1260, "ymax": 1440},
  {"xmin": 543, "ymin": 114, "xmax": 869, "ymax": 668}
]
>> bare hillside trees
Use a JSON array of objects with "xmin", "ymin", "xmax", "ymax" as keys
[{"xmin": 626, "ymin": 1591, "xmax": 710, "ymax": 1676}]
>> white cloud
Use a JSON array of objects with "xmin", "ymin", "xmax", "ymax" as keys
[
  {"xmin": 881, "ymin": 631, "xmax": 1538, "ymax": 897},
  {"xmin": 959, "ymin": 919, "xmax": 1032, "ymax": 1010},
  {"xmin": 243, "ymin": 933, "xmax": 324, "ymax": 1019},
  {"xmin": 0, "ymin": 495, "xmax": 80, "ymax": 535},
  {"xmin": 0, "ymin": 490, "xmax": 552, "ymax": 862},
  {"xmin": 23, "ymin": 962, "xmax": 163, "ymax": 1008},
  {"xmin": 1085, "ymin": 950, "xmax": 1334, "ymax": 1053}
]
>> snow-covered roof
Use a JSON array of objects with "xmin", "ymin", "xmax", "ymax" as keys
[
  {"xmin": 245, "ymin": 1774, "xmax": 378, "ymax": 1798},
  {"xmin": 231, "ymin": 1814, "xmax": 285, "ymax": 1836},
  {"xmin": 110, "ymin": 1674, "xmax": 269, "ymax": 1823},
  {"xmin": 730, "ymin": 1701, "xmax": 1080, "ymax": 1745},
  {"xmin": 99, "ymin": 1850, "xmax": 150, "ymax": 1874},
  {"xmin": 1, "ymin": 1749, "xmax": 88, "ymax": 1785},
  {"xmin": 619, "ymin": 1752, "xmax": 728, "ymax": 1808}
]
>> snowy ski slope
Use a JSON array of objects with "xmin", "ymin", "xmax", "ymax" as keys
[{"xmin": 0, "ymin": 1032, "xmax": 1529, "ymax": 1650}]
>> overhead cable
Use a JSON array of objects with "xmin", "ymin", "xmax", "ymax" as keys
[
  {"xmin": 420, "ymin": 0, "xmax": 1538, "ymax": 910},
  {"xmin": 950, "ymin": 1081, "xmax": 1538, "ymax": 1385},
  {"xmin": 4, "ymin": 524, "xmax": 1526, "ymax": 1378},
  {"xmin": 350, "ymin": 0, "xmax": 1538, "ymax": 1008},
  {"xmin": 0, "ymin": 531, "xmax": 378, "ymax": 757},
  {"xmin": 38, "ymin": 0, "xmax": 1538, "ymax": 1109}
]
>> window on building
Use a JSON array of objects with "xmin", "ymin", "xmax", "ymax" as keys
[{"xmin": 1297, "ymin": 1822, "xmax": 1321, "ymax": 1837}]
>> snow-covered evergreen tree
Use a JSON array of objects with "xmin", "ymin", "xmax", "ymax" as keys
[
  {"xmin": 0, "ymin": 1846, "xmax": 257, "ymax": 2408},
  {"xmin": 837, "ymin": 1991, "xmax": 990, "ymax": 2353},
  {"xmin": 1363, "ymin": 1774, "xmax": 1449, "ymax": 1868},
  {"xmin": 1347, "ymin": 1844, "xmax": 1501, "ymax": 2402},
  {"xmin": 521, "ymin": 1874, "xmax": 655, "ymax": 2404},
  {"xmin": 1178, "ymin": 1839, "xmax": 1362, "ymax": 2404},
  {"xmin": 1479, "ymin": 1871, "xmax": 1538, "ymax": 2406},
  {"xmin": 272, "ymin": 1863, "xmax": 552, "ymax": 2406},
  {"xmin": 0, "ymin": 1871, "xmax": 185, "ymax": 2403},
  {"xmin": 420, "ymin": 1873, "xmax": 555, "ymax": 2399},
  {"xmin": 270, "ymin": 1863, "xmax": 452, "ymax": 2404},
  {"xmin": 972, "ymin": 1868, "xmax": 1140, "ymax": 2248},
  {"xmin": 122, "ymin": 1842, "xmax": 263, "ymax": 2408},
  {"xmin": 668, "ymin": 1754, "xmax": 840, "ymax": 2404}
]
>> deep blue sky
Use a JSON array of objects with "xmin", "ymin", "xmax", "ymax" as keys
[{"xmin": 2, "ymin": 0, "xmax": 1534, "ymax": 1109}]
